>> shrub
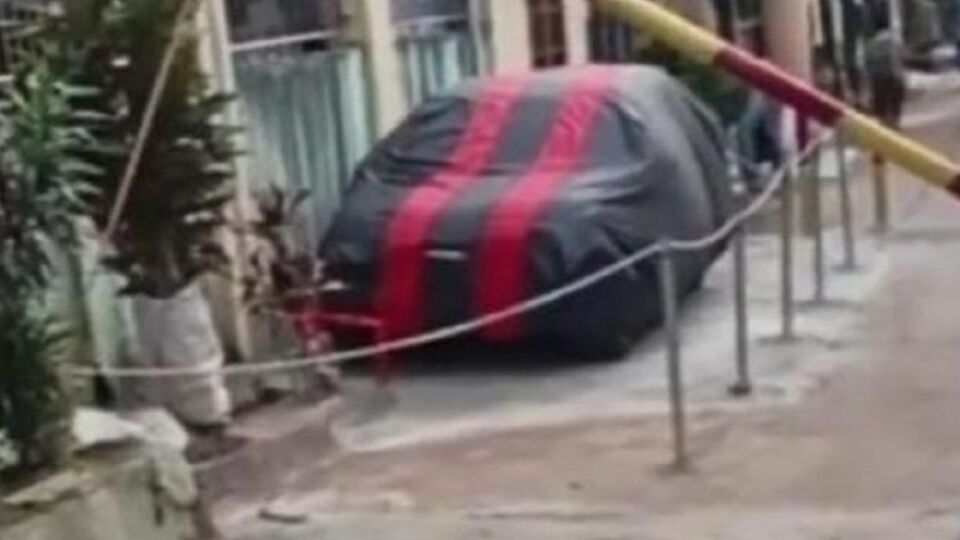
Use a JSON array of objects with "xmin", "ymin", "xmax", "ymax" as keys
[{"xmin": 0, "ymin": 49, "xmax": 103, "ymax": 476}]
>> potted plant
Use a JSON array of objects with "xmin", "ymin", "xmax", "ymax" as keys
[
  {"xmin": 240, "ymin": 185, "xmax": 342, "ymax": 397},
  {"xmin": 0, "ymin": 47, "xmax": 103, "ymax": 483},
  {"xmin": 46, "ymin": 0, "xmax": 240, "ymax": 433}
]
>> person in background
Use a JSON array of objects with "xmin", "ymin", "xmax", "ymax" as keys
[
  {"xmin": 736, "ymin": 90, "xmax": 784, "ymax": 194},
  {"xmin": 864, "ymin": 8, "xmax": 907, "ymax": 232},
  {"xmin": 865, "ymin": 9, "xmax": 907, "ymax": 127},
  {"xmin": 841, "ymin": 0, "xmax": 880, "ymax": 109}
]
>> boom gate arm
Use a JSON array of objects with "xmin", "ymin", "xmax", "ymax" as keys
[{"xmin": 593, "ymin": 0, "xmax": 960, "ymax": 197}]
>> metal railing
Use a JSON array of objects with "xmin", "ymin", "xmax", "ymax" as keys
[
  {"xmin": 656, "ymin": 126, "xmax": 862, "ymax": 468},
  {"xmin": 589, "ymin": 9, "xmax": 642, "ymax": 63},
  {"xmin": 391, "ymin": 0, "xmax": 470, "ymax": 25}
]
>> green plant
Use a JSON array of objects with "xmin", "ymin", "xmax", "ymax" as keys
[
  {"xmin": 241, "ymin": 185, "xmax": 321, "ymax": 307},
  {"xmin": 53, "ymin": 0, "xmax": 239, "ymax": 298},
  {"xmin": 0, "ymin": 313, "xmax": 70, "ymax": 475},
  {"xmin": 0, "ymin": 48, "xmax": 103, "ymax": 475}
]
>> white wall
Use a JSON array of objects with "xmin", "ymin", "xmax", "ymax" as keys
[{"xmin": 563, "ymin": 0, "xmax": 590, "ymax": 64}]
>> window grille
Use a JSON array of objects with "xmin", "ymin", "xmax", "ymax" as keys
[
  {"xmin": 528, "ymin": 0, "xmax": 568, "ymax": 68},
  {"xmin": 225, "ymin": 0, "xmax": 347, "ymax": 51}
]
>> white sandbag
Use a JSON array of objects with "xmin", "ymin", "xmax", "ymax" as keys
[{"xmin": 128, "ymin": 283, "xmax": 230, "ymax": 427}]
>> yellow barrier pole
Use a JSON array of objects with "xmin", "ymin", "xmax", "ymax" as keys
[{"xmin": 593, "ymin": 0, "xmax": 960, "ymax": 197}]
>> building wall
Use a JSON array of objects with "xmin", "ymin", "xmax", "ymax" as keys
[
  {"xmin": 488, "ymin": 0, "xmax": 533, "ymax": 71},
  {"xmin": 203, "ymin": 0, "xmax": 742, "ymax": 364}
]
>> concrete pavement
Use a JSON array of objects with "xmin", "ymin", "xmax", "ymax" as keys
[{"xmin": 218, "ymin": 89, "xmax": 960, "ymax": 539}]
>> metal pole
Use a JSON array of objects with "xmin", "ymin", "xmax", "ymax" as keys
[
  {"xmin": 659, "ymin": 245, "xmax": 687, "ymax": 470},
  {"xmin": 810, "ymin": 144, "xmax": 826, "ymax": 303},
  {"xmin": 730, "ymin": 224, "xmax": 752, "ymax": 397},
  {"xmin": 873, "ymin": 155, "xmax": 891, "ymax": 234},
  {"xmin": 780, "ymin": 157, "xmax": 796, "ymax": 340},
  {"xmin": 836, "ymin": 130, "xmax": 857, "ymax": 269}
]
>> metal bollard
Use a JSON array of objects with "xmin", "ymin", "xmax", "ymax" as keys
[
  {"xmin": 835, "ymin": 131, "xmax": 857, "ymax": 270},
  {"xmin": 872, "ymin": 155, "xmax": 891, "ymax": 234},
  {"xmin": 810, "ymin": 145, "xmax": 826, "ymax": 303},
  {"xmin": 780, "ymin": 158, "xmax": 796, "ymax": 340},
  {"xmin": 658, "ymin": 244, "xmax": 687, "ymax": 470},
  {"xmin": 730, "ymin": 224, "xmax": 752, "ymax": 397}
]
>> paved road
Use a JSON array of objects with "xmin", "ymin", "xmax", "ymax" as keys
[{"xmin": 221, "ymin": 90, "xmax": 960, "ymax": 539}]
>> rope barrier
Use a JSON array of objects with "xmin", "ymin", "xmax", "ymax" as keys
[{"xmin": 64, "ymin": 131, "xmax": 833, "ymax": 380}]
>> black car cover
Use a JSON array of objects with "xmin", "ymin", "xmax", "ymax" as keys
[{"xmin": 320, "ymin": 65, "xmax": 733, "ymax": 354}]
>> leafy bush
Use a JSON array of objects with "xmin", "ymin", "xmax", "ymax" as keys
[
  {"xmin": 241, "ymin": 185, "xmax": 322, "ymax": 307},
  {"xmin": 0, "ymin": 49, "xmax": 103, "ymax": 475}
]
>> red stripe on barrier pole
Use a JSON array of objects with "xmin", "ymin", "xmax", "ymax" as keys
[
  {"xmin": 948, "ymin": 175, "xmax": 960, "ymax": 198},
  {"xmin": 715, "ymin": 46, "xmax": 845, "ymax": 126},
  {"xmin": 474, "ymin": 66, "xmax": 620, "ymax": 341},
  {"xmin": 377, "ymin": 76, "xmax": 528, "ymax": 340}
]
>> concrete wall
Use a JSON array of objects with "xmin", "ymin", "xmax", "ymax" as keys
[{"xmin": 2, "ymin": 451, "xmax": 201, "ymax": 540}]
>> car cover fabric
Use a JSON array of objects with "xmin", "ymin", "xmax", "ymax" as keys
[{"xmin": 320, "ymin": 65, "xmax": 733, "ymax": 355}]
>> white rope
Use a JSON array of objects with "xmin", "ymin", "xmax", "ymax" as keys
[
  {"xmin": 66, "ymin": 131, "xmax": 833, "ymax": 380},
  {"xmin": 102, "ymin": 0, "xmax": 201, "ymax": 241}
]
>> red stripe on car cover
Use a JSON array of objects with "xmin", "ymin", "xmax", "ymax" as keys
[
  {"xmin": 474, "ymin": 66, "xmax": 620, "ymax": 341},
  {"xmin": 376, "ymin": 76, "xmax": 528, "ymax": 339},
  {"xmin": 715, "ymin": 46, "xmax": 845, "ymax": 126}
]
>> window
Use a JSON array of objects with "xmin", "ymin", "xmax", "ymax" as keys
[
  {"xmin": 392, "ymin": 0, "xmax": 474, "ymax": 40},
  {"xmin": 715, "ymin": 0, "xmax": 765, "ymax": 55},
  {"xmin": 736, "ymin": 0, "xmax": 765, "ymax": 54},
  {"xmin": 224, "ymin": 0, "xmax": 373, "ymax": 242},
  {"xmin": 392, "ymin": 0, "xmax": 470, "ymax": 24},
  {"xmin": 588, "ymin": 7, "xmax": 641, "ymax": 63},
  {"xmin": 392, "ymin": 0, "xmax": 487, "ymax": 106},
  {"xmin": 528, "ymin": 0, "xmax": 568, "ymax": 68},
  {"xmin": 225, "ymin": 0, "xmax": 345, "ymax": 47}
]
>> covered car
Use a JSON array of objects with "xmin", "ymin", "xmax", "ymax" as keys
[{"xmin": 320, "ymin": 65, "xmax": 733, "ymax": 355}]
